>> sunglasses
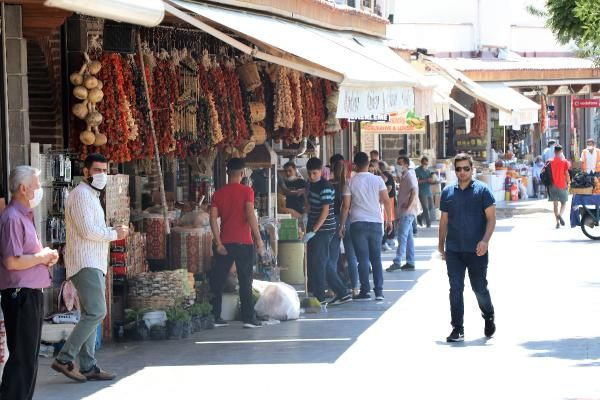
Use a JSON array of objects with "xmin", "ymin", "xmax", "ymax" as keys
[{"xmin": 455, "ymin": 166, "xmax": 472, "ymax": 172}]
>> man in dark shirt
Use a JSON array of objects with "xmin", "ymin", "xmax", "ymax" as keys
[
  {"xmin": 279, "ymin": 162, "xmax": 306, "ymax": 217},
  {"xmin": 439, "ymin": 153, "xmax": 496, "ymax": 343},
  {"xmin": 305, "ymin": 157, "xmax": 349, "ymax": 305}
]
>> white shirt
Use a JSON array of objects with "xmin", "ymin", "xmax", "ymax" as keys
[
  {"xmin": 65, "ymin": 182, "xmax": 117, "ymax": 279},
  {"xmin": 542, "ymin": 147, "xmax": 554, "ymax": 162},
  {"xmin": 344, "ymin": 172, "xmax": 387, "ymax": 224},
  {"xmin": 584, "ymin": 149, "xmax": 598, "ymax": 173}
]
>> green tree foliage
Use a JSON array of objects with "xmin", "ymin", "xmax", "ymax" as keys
[{"xmin": 528, "ymin": 0, "xmax": 600, "ymax": 62}]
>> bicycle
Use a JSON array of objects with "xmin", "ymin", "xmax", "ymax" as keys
[{"xmin": 579, "ymin": 203, "xmax": 600, "ymax": 240}]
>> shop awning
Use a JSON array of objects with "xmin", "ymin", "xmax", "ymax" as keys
[
  {"xmin": 166, "ymin": 0, "xmax": 428, "ymax": 119},
  {"xmin": 421, "ymin": 56, "xmax": 539, "ymax": 127},
  {"xmin": 478, "ymin": 83, "xmax": 540, "ymax": 127}
]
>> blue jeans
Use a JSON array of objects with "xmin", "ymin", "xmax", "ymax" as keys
[
  {"xmin": 446, "ymin": 251, "xmax": 495, "ymax": 328},
  {"xmin": 342, "ymin": 220, "xmax": 359, "ymax": 289},
  {"xmin": 326, "ymin": 222, "xmax": 351, "ymax": 297},
  {"xmin": 394, "ymin": 215, "xmax": 416, "ymax": 265},
  {"xmin": 307, "ymin": 231, "xmax": 334, "ymax": 301},
  {"xmin": 350, "ymin": 221, "xmax": 384, "ymax": 295}
]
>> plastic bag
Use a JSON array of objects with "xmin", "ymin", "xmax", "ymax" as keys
[{"xmin": 253, "ymin": 281, "xmax": 300, "ymax": 321}]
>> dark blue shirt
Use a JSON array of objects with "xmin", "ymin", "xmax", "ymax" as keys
[
  {"xmin": 307, "ymin": 178, "xmax": 336, "ymax": 232},
  {"xmin": 439, "ymin": 180, "xmax": 495, "ymax": 253}
]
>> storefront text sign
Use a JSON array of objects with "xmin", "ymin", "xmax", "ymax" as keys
[
  {"xmin": 336, "ymin": 86, "xmax": 415, "ymax": 119},
  {"xmin": 573, "ymin": 99, "xmax": 600, "ymax": 108},
  {"xmin": 361, "ymin": 111, "xmax": 425, "ymax": 134}
]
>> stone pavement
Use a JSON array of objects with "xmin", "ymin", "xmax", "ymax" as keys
[{"xmin": 34, "ymin": 211, "xmax": 600, "ymax": 400}]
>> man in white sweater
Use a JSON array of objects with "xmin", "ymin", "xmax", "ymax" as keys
[{"xmin": 51, "ymin": 153, "xmax": 127, "ymax": 382}]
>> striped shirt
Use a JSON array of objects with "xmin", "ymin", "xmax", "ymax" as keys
[
  {"xmin": 307, "ymin": 178, "xmax": 336, "ymax": 232},
  {"xmin": 64, "ymin": 182, "xmax": 117, "ymax": 279}
]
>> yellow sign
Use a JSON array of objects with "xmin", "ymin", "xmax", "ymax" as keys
[{"xmin": 361, "ymin": 111, "xmax": 425, "ymax": 134}]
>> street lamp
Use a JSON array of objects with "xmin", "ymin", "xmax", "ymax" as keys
[{"xmin": 44, "ymin": 0, "xmax": 165, "ymax": 27}]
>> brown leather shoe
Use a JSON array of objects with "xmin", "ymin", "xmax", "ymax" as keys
[
  {"xmin": 82, "ymin": 365, "xmax": 116, "ymax": 381},
  {"xmin": 51, "ymin": 360, "xmax": 87, "ymax": 382}
]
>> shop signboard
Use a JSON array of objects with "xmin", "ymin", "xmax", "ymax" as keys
[
  {"xmin": 361, "ymin": 110, "xmax": 425, "ymax": 134},
  {"xmin": 337, "ymin": 86, "xmax": 415, "ymax": 119},
  {"xmin": 573, "ymin": 99, "xmax": 600, "ymax": 108}
]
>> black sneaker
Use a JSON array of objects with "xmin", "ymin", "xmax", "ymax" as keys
[
  {"xmin": 328, "ymin": 294, "xmax": 352, "ymax": 306},
  {"xmin": 352, "ymin": 292, "xmax": 372, "ymax": 301},
  {"xmin": 484, "ymin": 316, "xmax": 496, "ymax": 338},
  {"xmin": 446, "ymin": 327, "xmax": 464, "ymax": 342},
  {"xmin": 559, "ymin": 216, "xmax": 565, "ymax": 226},
  {"xmin": 213, "ymin": 318, "xmax": 229, "ymax": 327},
  {"xmin": 243, "ymin": 319, "xmax": 262, "ymax": 329},
  {"xmin": 386, "ymin": 263, "xmax": 402, "ymax": 272},
  {"xmin": 400, "ymin": 263, "xmax": 415, "ymax": 271}
]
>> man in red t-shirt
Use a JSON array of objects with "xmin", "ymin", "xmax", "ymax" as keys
[
  {"xmin": 548, "ymin": 145, "xmax": 570, "ymax": 229},
  {"xmin": 209, "ymin": 158, "xmax": 264, "ymax": 328}
]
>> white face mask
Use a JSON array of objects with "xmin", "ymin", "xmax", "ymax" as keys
[
  {"xmin": 397, "ymin": 165, "xmax": 405, "ymax": 174},
  {"xmin": 90, "ymin": 173, "xmax": 108, "ymax": 190},
  {"xmin": 29, "ymin": 188, "xmax": 43, "ymax": 208},
  {"xmin": 588, "ymin": 145, "xmax": 594, "ymax": 151}
]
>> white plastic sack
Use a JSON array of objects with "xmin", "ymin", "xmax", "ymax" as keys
[{"xmin": 254, "ymin": 281, "xmax": 300, "ymax": 321}]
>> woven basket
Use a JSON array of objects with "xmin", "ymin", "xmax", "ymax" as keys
[
  {"xmin": 237, "ymin": 62, "xmax": 261, "ymax": 91},
  {"xmin": 240, "ymin": 139, "xmax": 256, "ymax": 156},
  {"xmin": 251, "ymin": 124, "xmax": 267, "ymax": 145},
  {"xmin": 570, "ymin": 187, "xmax": 593, "ymax": 195},
  {"xmin": 128, "ymin": 296, "xmax": 176, "ymax": 311},
  {"xmin": 249, "ymin": 102, "xmax": 266, "ymax": 122}
]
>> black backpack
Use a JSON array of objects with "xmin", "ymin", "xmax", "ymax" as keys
[{"xmin": 540, "ymin": 161, "xmax": 553, "ymax": 186}]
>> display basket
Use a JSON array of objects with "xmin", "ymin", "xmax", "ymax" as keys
[
  {"xmin": 237, "ymin": 61, "xmax": 261, "ymax": 90},
  {"xmin": 128, "ymin": 296, "xmax": 176, "ymax": 311},
  {"xmin": 570, "ymin": 187, "xmax": 593, "ymax": 195}
]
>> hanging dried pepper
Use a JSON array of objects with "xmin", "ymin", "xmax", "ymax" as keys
[
  {"xmin": 224, "ymin": 66, "xmax": 249, "ymax": 146},
  {"xmin": 290, "ymin": 71, "xmax": 303, "ymax": 142},
  {"xmin": 152, "ymin": 58, "xmax": 177, "ymax": 155},
  {"xmin": 312, "ymin": 78, "xmax": 326, "ymax": 137},
  {"xmin": 301, "ymin": 76, "xmax": 315, "ymax": 137},
  {"xmin": 208, "ymin": 64, "xmax": 232, "ymax": 146},
  {"xmin": 95, "ymin": 53, "xmax": 118, "ymax": 160}
]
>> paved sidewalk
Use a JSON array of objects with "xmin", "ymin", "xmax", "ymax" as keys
[{"xmin": 33, "ymin": 213, "xmax": 600, "ymax": 399}]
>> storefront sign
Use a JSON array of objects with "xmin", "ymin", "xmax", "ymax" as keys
[
  {"xmin": 360, "ymin": 111, "xmax": 425, "ymax": 134},
  {"xmin": 336, "ymin": 86, "xmax": 415, "ymax": 119},
  {"xmin": 573, "ymin": 99, "xmax": 600, "ymax": 108}
]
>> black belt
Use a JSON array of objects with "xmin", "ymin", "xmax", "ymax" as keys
[{"xmin": 1, "ymin": 288, "xmax": 43, "ymax": 299}]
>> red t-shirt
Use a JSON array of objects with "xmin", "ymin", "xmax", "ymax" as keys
[
  {"xmin": 211, "ymin": 183, "xmax": 254, "ymax": 244},
  {"xmin": 550, "ymin": 158, "xmax": 570, "ymax": 190}
]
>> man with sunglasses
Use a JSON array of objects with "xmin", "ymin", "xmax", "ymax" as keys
[{"xmin": 438, "ymin": 154, "xmax": 496, "ymax": 342}]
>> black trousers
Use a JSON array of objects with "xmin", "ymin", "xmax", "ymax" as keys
[
  {"xmin": 0, "ymin": 288, "xmax": 43, "ymax": 400},
  {"xmin": 209, "ymin": 244, "xmax": 255, "ymax": 323}
]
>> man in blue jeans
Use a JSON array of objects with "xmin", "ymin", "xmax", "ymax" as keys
[
  {"xmin": 439, "ymin": 153, "xmax": 496, "ymax": 342},
  {"xmin": 387, "ymin": 156, "xmax": 418, "ymax": 272},
  {"xmin": 305, "ymin": 157, "xmax": 351, "ymax": 306},
  {"xmin": 340, "ymin": 152, "xmax": 392, "ymax": 301}
]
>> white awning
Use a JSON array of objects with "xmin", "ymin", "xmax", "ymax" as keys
[
  {"xmin": 167, "ymin": 0, "xmax": 428, "ymax": 119},
  {"xmin": 421, "ymin": 56, "xmax": 539, "ymax": 127},
  {"xmin": 478, "ymin": 83, "xmax": 540, "ymax": 126}
]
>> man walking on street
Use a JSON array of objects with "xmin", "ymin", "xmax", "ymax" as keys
[
  {"xmin": 52, "ymin": 153, "xmax": 127, "ymax": 382},
  {"xmin": 209, "ymin": 158, "xmax": 265, "ymax": 328},
  {"xmin": 387, "ymin": 156, "xmax": 419, "ymax": 272},
  {"xmin": 549, "ymin": 145, "xmax": 570, "ymax": 229},
  {"xmin": 0, "ymin": 166, "xmax": 58, "ymax": 399},
  {"xmin": 542, "ymin": 139, "xmax": 557, "ymax": 162},
  {"xmin": 580, "ymin": 138, "xmax": 600, "ymax": 174},
  {"xmin": 340, "ymin": 152, "xmax": 392, "ymax": 301},
  {"xmin": 415, "ymin": 157, "xmax": 435, "ymax": 228},
  {"xmin": 438, "ymin": 154, "xmax": 496, "ymax": 342}
]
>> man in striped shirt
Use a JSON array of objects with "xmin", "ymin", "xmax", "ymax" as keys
[
  {"xmin": 52, "ymin": 153, "xmax": 128, "ymax": 382},
  {"xmin": 305, "ymin": 158, "xmax": 351, "ymax": 306}
]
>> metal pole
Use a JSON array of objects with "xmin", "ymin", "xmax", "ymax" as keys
[{"xmin": 136, "ymin": 32, "xmax": 170, "ymax": 235}]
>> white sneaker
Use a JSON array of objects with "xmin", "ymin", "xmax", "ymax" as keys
[
  {"xmin": 52, "ymin": 311, "xmax": 80, "ymax": 324},
  {"xmin": 382, "ymin": 243, "xmax": 391, "ymax": 252}
]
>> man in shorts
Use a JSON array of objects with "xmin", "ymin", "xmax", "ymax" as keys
[{"xmin": 548, "ymin": 145, "xmax": 570, "ymax": 229}]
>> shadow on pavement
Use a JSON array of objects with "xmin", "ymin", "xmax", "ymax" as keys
[
  {"xmin": 435, "ymin": 337, "xmax": 494, "ymax": 347},
  {"xmin": 36, "ymin": 244, "xmax": 436, "ymax": 399},
  {"xmin": 521, "ymin": 337, "xmax": 600, "ymax": 363}
]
